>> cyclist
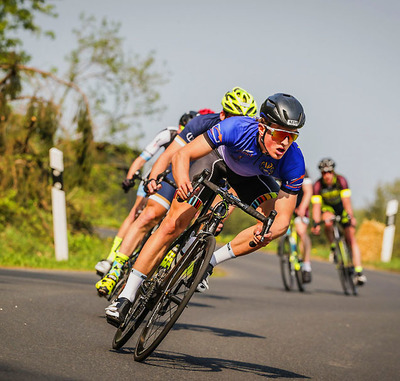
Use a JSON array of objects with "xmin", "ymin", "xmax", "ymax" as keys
[
  {"xmin": 293, "ymin": 169, "xmax": 313, "ymax": 283},
  {"xmin": 106, "ymin": 93, "xmax": 306, "ymax": 325},
  {"xmin": 98, "ymin": 87, "xmax": 256, "ymax": 299},
  {"xmin": 310, "ymin": 158, "xmax": 366, "ymax": 285},
  {"xmin": 94, "ymin": 111, "xmax": 198, "ymax": 278}
]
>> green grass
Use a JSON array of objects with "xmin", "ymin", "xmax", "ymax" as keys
[
  {"xmin": 1, "ymin": 226, "xmax": 399, "ymax": 274},
  {"xmin": 0, "ymin": 225, "xmax": 111, "ymax": 271}
]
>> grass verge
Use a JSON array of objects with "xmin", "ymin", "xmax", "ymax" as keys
[{"xmin": 1, "ymin": 227, "xmax": 399, "ymax": 273}]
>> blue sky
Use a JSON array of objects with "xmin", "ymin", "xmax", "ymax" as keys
[{"xmin": 17, "ymin": 0, "xmax": 400, "ymax": 208}]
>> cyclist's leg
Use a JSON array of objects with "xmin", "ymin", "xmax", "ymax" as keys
[
  {"xmin": 343, "ymin": 223, "xmax": 366, "ymax": 284},
  {"xmin": 116, "ymin": 195, "xmax": 147, "ymax": 239},
  {"xmin": 97, "ymin": 181, "xmax": 176, "ymax": 296},
  {"xmin": 118, "ymin": 199, "xmax": 168, "ymax": 258},
  {"xmin": 295, "ymin": 217, "xmax": 312, "ymax": 263},
  {"xmin": 116, "ymin": 182, "xmax": 148, "ymax": 242},
  {"xmin": 96, "ymin": 187, "xmax": 147, "ymax": 274}
]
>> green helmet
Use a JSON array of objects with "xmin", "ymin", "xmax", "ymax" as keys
[{"xmin": 221, "ymin": 87, "xmax": 257, "ymax": 117}]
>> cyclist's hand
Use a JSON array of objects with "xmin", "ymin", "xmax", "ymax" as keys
[
  {"xmin": 252, "ymin": 227, "xmax": 272, "ymax": 247},
  {"xmin": 176, "ymin": 180, "xmax": 193, "ymax": 201},
  {"xmin": 122, "ymin": 178, "xmax": 134, "ymax": 193},
  {"xmin": 145, "ymin": 178, "xmax": 161, "ymax": 195},
  {"xmin": 350, "ymin": 216, "xmax": 357, "ymax": 227},
  {"xmin": 311, "ymin": 225, "xmax": 320, "ymax": 235},
  {"xmin": 295, "ymin": 205, "xmax": 306, "ymax": 218}
]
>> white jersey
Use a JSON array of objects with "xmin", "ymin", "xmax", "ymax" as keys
[{"xmin": 140, "ymin": 127, "xmax": 179, "ymax": 161}]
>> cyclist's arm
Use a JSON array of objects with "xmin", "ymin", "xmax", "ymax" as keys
[
  {"xmin": 147, "ymin": 140, "xmax": 181, "ymax": 181},
  {"xmin": 311, "ymin": 194, "xmax": 322, "ymax": 234},
  {"xmin": 296, "ymin": 179, "xmax": 313, "ymax": 217},
  {"xmin": 172, "ymin": 134, "xmax": 213, "ymax": 199},
  {"xmin": 269, "ymin": 189, "xmax": 297, "ymax": 239},
  {"xmin": 230, "ymin": 189, "xmax": 296, "ymax": 255},
  {"xmin": 341, "ymin": 189, "xmax": 356, "ymax": 225},
  {"xmin": 126, "ymin": 156, "xmax": 147, "ymax": 179}
]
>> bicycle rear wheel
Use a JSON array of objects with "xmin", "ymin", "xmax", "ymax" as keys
[
  {"xmin": 278, "ymin": 236, "xmax": 295, "ymax": 291},
  {"xmin": 134, "ymin": 234, "xmax": 216, "ymax": 362}
]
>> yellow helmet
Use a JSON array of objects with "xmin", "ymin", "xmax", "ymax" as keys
[{"xmin": 221, "ymin": 87, "xmax": 257, "ymax": 117}]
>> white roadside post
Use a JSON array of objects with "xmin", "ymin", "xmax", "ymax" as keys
[
  {"xmin": 381, "ymin": 199, "xmax": 398, "ymax": 263},
  {"xmin": 49, "ymin": 148, "xmax": 69, "ymax": 261}
]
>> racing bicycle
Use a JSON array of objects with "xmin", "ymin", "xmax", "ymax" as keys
[
  {"xmin": 317, "ymin": 216, "xmax": 357, "ymax": 296},
  {"xmin": 111, "ymin": 169, "xmax": 277, "ymax": 361}
]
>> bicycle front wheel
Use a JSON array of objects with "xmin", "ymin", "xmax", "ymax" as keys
[
  {"xmin": 278, "ymin": 236, "xmax": 295, "ymax": 291},
  {"xmin": 336, "ymin": 239, "xmax": 357, "ymax": 296},
  {"xmin": 112, "ymin": 289, "xmax": 151, "ymax": 350},
  {"xmin": 134, "ymin": 234, "xmax": 216, "ymax": 362}
]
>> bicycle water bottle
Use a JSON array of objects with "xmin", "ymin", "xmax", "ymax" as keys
[{"xmin": 160, "ymin": 245, "xmax": 180, "ymax": 270}]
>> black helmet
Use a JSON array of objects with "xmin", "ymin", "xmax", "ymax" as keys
[
  {"xmin": 260, "ymin": 93, "xmax": 305, "ymax": 129},
  {"xmin": 179, "ymin": 111, "xmax": 198, "ymax": 128},
  {"xmin": 318, "ymin": 158, "xmax": 336, "ymax": 172}
]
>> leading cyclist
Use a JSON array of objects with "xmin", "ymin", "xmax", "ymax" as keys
[{"xmin": 106, "ymin": 93, "xmax": 306, "ymax": 325}]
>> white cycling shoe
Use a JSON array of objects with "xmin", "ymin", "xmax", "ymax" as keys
[{"xmin": 95, "ymin": 259, "xmax": 112, "ymax": 277}]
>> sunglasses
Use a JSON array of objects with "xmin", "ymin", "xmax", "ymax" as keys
[
  {"xmin": 321, "ymin": 170, "xmax": 334, "ymax": 174},
  {"xmin": 261, "ymin": 123, "xmax": 299, "ymax": 143}
]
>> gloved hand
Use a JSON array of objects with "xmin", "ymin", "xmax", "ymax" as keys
[{"xmin": 122, "ymin": 178, "xmax": 134, "ymax": 193}]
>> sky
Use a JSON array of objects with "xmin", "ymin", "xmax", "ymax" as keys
[{"xmin": 16, "ymin": 0, "xmax": 400, "ymax": 208}]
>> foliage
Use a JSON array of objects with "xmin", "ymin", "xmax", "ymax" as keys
[
  {"xmin": 65, "ymin": 13, "xmax": 168, "ymax": 142},
  {"xmin": 0, "ymin": 0, "xmax": 56, "ymax": 62}
]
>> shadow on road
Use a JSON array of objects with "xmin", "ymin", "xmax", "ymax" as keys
[
  {"xmin": 171, "ymin": 322, "xmax": 265, "ymax": 338},
  {"xmin": 140, "ymin": 350, "xmax": 311, "ymax": 379}
]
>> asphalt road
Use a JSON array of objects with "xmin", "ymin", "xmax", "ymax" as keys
[{"xmin": 1, "ymin": 252, "xmax": 399, "ymax": 381}]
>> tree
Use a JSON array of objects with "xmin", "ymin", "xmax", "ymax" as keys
[{"xmin": 0, "ymin": 3, "xmax": 169, "ymax": 237}]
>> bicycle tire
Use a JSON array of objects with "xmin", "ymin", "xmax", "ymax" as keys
[
  {"xmin": 335, "ymin": 239, "xmax": 357, "ymax": 296},
  {"xmin": 112, "ymin": 290, "xmax": 151, "ymax": 350},
  {"xmin": 134, "ymin": 234, "xmax": 216, "ymax": 362},
  {"xmin": 278, "ymin": 236, "xmax": 295, "ymax": 291},
  {"xmin": 294, "ymin": 262, "xmax": 305, "ymax": 292},
  {"xmin": 341, "ymin": 241, "xmax": 357, "ymax": 296}
]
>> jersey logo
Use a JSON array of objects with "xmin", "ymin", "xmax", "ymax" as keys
[
  {"xmin": 185, "ymin": 132, "xmax": 194, "ymax": 141},
  {"xmin": 211, "ymin": 125, "xmax": 222, "ymax": 142},
  {"xmin": 260, "ymin": 161, "xmax": 275, "ymax": 175}
]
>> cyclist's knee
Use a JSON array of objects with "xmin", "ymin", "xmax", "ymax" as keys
[
  {"xmin": 161, "ymin": 214, "xmax": 187, "ymax": 236},
  {"xmin": 138, "ymin": 207, "xmax": 164, "ymax": 228}
]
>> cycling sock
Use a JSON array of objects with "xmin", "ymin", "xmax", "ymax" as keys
[
  {"xmin": 355, "ymin": 266, "xmax": 363, "ymax": 273},
  {"xmin": 106, "ymin": 236, "xmax": 123, "ymax": 262},
  {"xmin": 108, "ymin": 252, "xmax": 129, "ymax": 276},
  {"xmin": 210, "ymin": 242, "xmax": 236, "ymax": 267},
  {"xmin": 302, "ymin": 262, "xmax": 312, "ymax": 272},
  {"xmin": 119, "ymin": 268, "xmax": 147, "ymax": 302}
]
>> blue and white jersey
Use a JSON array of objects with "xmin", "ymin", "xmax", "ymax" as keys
[
  {"xmin": 205, "ymin": 116, "xmax": 305, "ymax": 194},
  {"xmin": 175, "ymin": 113, "xmax": 221, "ymax": 146}
]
